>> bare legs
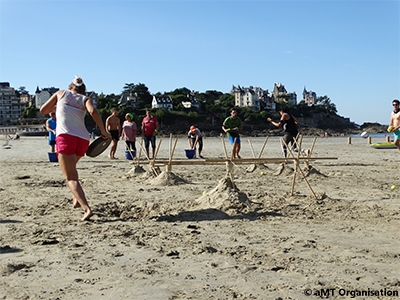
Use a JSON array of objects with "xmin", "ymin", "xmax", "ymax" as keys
[
  {"xmin": 395, "ymin": 139, "xmax": 400, "ymax": 151},
  {"xmin": 109, "ymin": 139, "xmax": 118, "ymax": 159},
  {"xmin": 58, "ymin": 153, "xmax": 93, "ymax": 221},
  {"xmin": 234, "ymin": 143, "xmax": 241, "ymax": 159}
]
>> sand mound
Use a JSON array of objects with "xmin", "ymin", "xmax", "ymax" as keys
[
  {"xmin": 273, "ymin": 163, "xmax": 294, "ymax": 176},
  {"xmin": 303, "ymin": 165, "xmax": 327, "ymax": 177},
  {"xmin": 191, "ymin": 177, "xmax": 253, "ymax": 216},
  {"xmin": 149, "ymin": 171, "xmax": 188, "ymax": 186},
  {"xmin": 126, "ymin": 165, "xmax": 146, "ymax": 176},
  {"xmin": 245, "ymin": 163, "xmax": 269, "ymax": 173}
]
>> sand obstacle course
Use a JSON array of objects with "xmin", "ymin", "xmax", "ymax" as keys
[{"xmin": 127, "ymin": 135, "xmax": 337, "ymax": 200}]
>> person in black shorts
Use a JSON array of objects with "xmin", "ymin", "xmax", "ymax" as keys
[
  {"xmin": 267, "ymin": 106, "xmax": 300, "ymax": 157},
  {"xmin": 106, "ymin": 108, "xmax": 121, "ymax": 159}
]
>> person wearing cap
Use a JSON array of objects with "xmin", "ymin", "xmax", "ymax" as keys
[
  {"xmin": 141, "ymin": 109, "xmax": 159, "ymax": 159},
  {"xmin": 188, "ymin": 125, "xmax": 204, "ymax": 158},
  {"xmin": 121, "ymin": 113, "xmax": 137, "ymax": 154},
  {"xmin": 40, "ymin": 76, "xmax": 110, "ymax": 221},
  {"xmin": 222, "ymin": 108, "xmax": 243, "ymax": 159}
]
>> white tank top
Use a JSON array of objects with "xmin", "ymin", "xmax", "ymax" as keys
[{"xmin": 56, "ymin": 90, "xmax": 90, "ymax": 141}]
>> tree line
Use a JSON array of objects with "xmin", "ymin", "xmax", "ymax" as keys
[{"xmin": 18, "ymin": 83, "xmax": 338, "ymax": 130}]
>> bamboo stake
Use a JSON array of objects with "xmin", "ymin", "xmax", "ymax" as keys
[
  {"xmin": 124, "ymin": 141, "xmax": 135, "ymax": 160},
  {"xmin": 152, "ymin": 139, "xmax": 162, "ymax": 163},
  {"xmin": 231, "ymin": 138, "xmax": 237, "ymax": 160},
  {"xmin": 148, "ymin": 157, "xmax": 336, "ymax": 165},
  {"xmin": 282, "ymin": 138, "xmax": 317, "ymax": 199},
  {"xmin": 169, "ymin": 133, "xmax": 173, "ymax": 157},
  {"xmin": 167, "ymin": 137, "xmax": 178, "ymax": 172},
  {"xmin": 136, "ymin": 138, "xmax": 144, "ymax": 166},
  {"xmin": 309, "ymin": 137, "xmax": 317, "ymax": 157},
  {"xmin": 221, "ymin": 137, "xmax": 229, "ymax": 159},
  {"xmin": 248, "ymin": 139, "xmax": 256, "ymax": 158},
  {"xmin": 257, "ymin": 136, "xmax": 269, "ymax": 158},
  {"xmin": 138, "ymin": 139, "xmax": 151, "ymax": 161}
]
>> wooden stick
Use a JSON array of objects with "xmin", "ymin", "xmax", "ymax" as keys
[
  {"xmin": 257, "ymin": 136, "xmax": 269, "ymax": 158},
  {"xmin": 167, "ymin": 137, "xmax": 178, "ymax": 172},
  {"xmin": 231, "ymin": 138, "xmax": 237, "ymax": 160},
  {"xmin": 138, "ymin": 139, "xmax": 151, "ymax": 161},
  {"xmin": 169, "ymin": 133, "xmax": 173, "ymax": 158},
  {"xmin": 152, "ymin": 139, "xmax": 162, "ymax": 163},
  {"xmin": 149, "ymin": 156, "xmax": 337, "ymax": 164},
  {"xmin": 282, "ymin": 138, "xmax": 317, "ymax": 199},
  {"xmin": 124, "ymin": 141, "xmax": 135, "ymax": 160},
  {"xmin": 291, "ymin": 160, "xmax": 297, "ymax": 195},
  {"xmin": 309, "ymin": 137, "xmax": 317, "ymax": 156},
  {"xmin": 248, "ymin": 139, "xmax": 256, "ymax": 158},
  {"xmin": 136, "ymin": 138, "xmax": 144, "ymax": 166},
  {"xmin": 221, "ymin": 136, "xmax": 229, "ymax": 159}
]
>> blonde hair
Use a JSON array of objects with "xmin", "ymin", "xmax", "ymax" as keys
[{"xmin": 68, "ymin": 76, "xmax": 86, "ymax": 95}]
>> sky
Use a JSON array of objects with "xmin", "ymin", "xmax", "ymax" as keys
[{"xmin": 0, "ymin": 0, "xmax": 399, "ymax": 125}]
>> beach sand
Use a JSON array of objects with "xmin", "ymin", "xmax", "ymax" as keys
[{"xmin": 0, "ymin": 135, "xmax": 399, "ymax": 299}]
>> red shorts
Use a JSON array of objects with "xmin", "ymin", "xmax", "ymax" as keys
[{"xmin": 56, "ymin": 134, "xmax": 89, "ymax": 157}]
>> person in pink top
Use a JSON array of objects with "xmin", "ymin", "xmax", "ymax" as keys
[
  {"xmin": 141, "ymin": 109, "xmax": 159, "ymax": 159},
  {"xmin": 121, "ymin": 113, "xmax": 137, "ymax": 154},
  {"xmin": 40, "ymin": 76, "xmax": 110, "ymax": 221}
]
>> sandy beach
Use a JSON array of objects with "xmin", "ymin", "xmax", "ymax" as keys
[{"xmin": 0, "ymin": 134, "xmax": 399, "ymax": 300}]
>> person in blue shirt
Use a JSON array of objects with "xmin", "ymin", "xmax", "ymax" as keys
[{"xmin": 46, "ymin": 111, "xmax": 57, "ymax": 152}]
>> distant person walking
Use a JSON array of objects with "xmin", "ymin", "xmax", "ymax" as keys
[
  {"xmin": 267, "ymin": 106, "xmax": 300, "ymax": 157},
  {"xmin": 188, "ymin": 125, "xmax": 204, "ymax": 158},
  {"xmin": 222, "ymin": 108, "xmax": 243, "ymax": 159},
  {"xmin": 141, "ymin": 109, "xmax": 159, "ymax": 159},
  {"xmin": 40, "ymin": 76, "xmax": 110, "ymax": 221},
  {"xmin": 106, "ymin": 107, "xmax": 121, "ymax": 159},
  {"xmin": 121, "ymin": 113, "xmax": 137, "ymax": 153},
  {"xmin": 389, "ymin": 99, "xmax": 400, "ymax": 151},
  {"xmin": 46, "ymin": 111, "xmax": 57, "ymax": 153}
]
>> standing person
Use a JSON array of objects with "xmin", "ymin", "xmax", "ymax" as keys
[
  {"xmin": 222, "ymin": 108, "xmax": 243, "ymax": 159},
  {"xmin": 267, "ymin": 106, "xmax": 300, "ymax": 157},
  {"xmin": 46, "ymin": 111, "xmax": 57, "ymax": 153},
  {"xmin": 106, "ymin": 107, "xmax": 121, "ymax": 159},
  {"xmin": 121, "ymin": 113, "xmax": 137, "ymax": 154},
  {"xmin": 40, "ymin": 76, "xmax": 110, "ymax": 221},
  {"xmin": 389, "ymin": 99, "xmax": 400, "ymax": 151},
  {"xmin": 141, "ymin": 109, "xmax": 159, "ymax": 159},
  {"xmin": 188, "ymin": 125, "xmax": 204, "ymax": 158}
]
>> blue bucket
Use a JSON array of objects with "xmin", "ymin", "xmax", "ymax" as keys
[
  {"xmin": 185, "ymin": 149, "xmax": 195, "ymax": 159},
  {"xmin": 48, "ymin": 152, "xmax": 58, "ymax": 162},
  {"xmin": 125, "ymin": 150, "xmax": 136, "ymax": 160}
]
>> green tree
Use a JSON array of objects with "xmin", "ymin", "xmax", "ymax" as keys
[
  {"xmin": 122, "ymin": 83, "xmax": 136, "ymax": 95},
  {"xmin": 316, "ymin": 96, "xmax": 337, "ymax": 113},
  {"xmin": 133, "ymin": 83, "xmax": 152, "ymax": 109},
  {"xmin": 17, "ymin": 86, "xmax": 29, "ymax": 96},
  {"xmin": 21, "ymin": 104, "xmax": 38, "ymax": 118}
]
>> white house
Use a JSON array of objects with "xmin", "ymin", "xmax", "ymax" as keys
[
  {"xmin": 152, "ymin": 95, "xmax": 173, "ymax": 110},
  {"xmin": 34, "ymin": 86, "xmax": 59, "ymax": 108},
  {"xmin": 182, "ymin": 91, "xmax": 201, "ymax": 109}
]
